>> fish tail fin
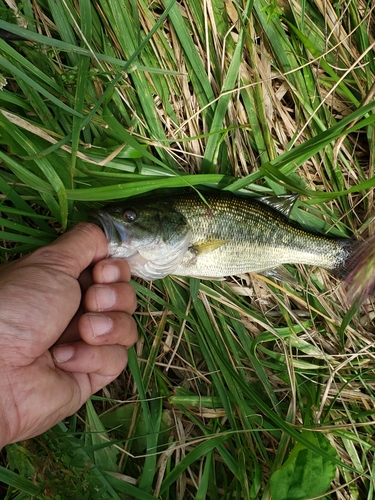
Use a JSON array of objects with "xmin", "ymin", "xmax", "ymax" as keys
[{"xmin": 332, "ymin": 237, "xmax": 375, "ymax": 302}]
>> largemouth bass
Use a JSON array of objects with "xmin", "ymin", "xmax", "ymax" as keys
[{"xmin": 96, "ymin": 191, "xmax": 362, "ymax": 281}]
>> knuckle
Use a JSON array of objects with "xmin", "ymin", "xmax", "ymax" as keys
[
  {"xmin": 74, "ymin": 222, "xmax": 104, "ymax": 242},
  {"xmin": 34, "ymin": 247, "xmax": 78, "ymax": 274},
  {"xmin": 110, "ymin": 346, "xmax": 128, "ymax": 376},
  {"xmin": 125, "ymin": 316, "xmax": 138, "ymax": 344},
  {"xmin": 120, "ymin": 260, "xmax": 132, "ymax": 280},
  {"xmin": 120, "ymin": 283, "xmax": 136, "ymax": 308}
]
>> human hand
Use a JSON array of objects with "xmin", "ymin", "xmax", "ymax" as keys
[{"xmin": 0, "ymin": 223, "xmax": 137, "ymax": 447}]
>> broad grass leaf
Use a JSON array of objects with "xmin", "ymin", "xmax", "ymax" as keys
[
  {"xmin": 5, "ymin": 444, "xmax": 35, "ymax": 482},
  {"xmin": 100, "ymin": 403, "xmax": 171, "ymax": 455},
  {"xmin": 270, "ymin": 432, "xmax": 337, "ymax": 500},
  {"xmin": 85, "ymin": 399, "xmax": 118, "ymax": 473}
]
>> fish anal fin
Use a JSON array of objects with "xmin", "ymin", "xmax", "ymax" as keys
[
  {"xmin": 192, "ymin": 239, "xmax": 228, "ymax": 255},
  {"xmin": 259, "ymin": 266, "xmax": 297, "ymax": 285},
  {"xmin": 182, "ymin": 275, "xmax": 225, "ymax": 281},
  {"xmin": 257, "ymin": 194, "xmax": 299, "ymax": 218}
]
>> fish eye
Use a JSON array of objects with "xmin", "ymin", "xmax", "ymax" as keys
[{"xmin": 123, "ymin": 209, "xmax": 137, "ymax": 222}]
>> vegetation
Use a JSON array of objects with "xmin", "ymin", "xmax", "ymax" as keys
[{"xmin": 0, "ymin": 0, "xmax": 375, "ymax": 498}]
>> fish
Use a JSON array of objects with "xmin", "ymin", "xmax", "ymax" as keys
[{"xmin": 95, "ymin": 191, "xmax": 364, "ymax": 282}]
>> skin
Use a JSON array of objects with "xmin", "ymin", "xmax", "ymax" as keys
[{"xmin": 0, "ymin": 223, "xmax": 138, "ymax": 448}]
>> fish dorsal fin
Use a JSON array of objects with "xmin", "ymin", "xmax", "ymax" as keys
[
  {"xmin": 257, "ymin": 194, "xmax": 299, "ymax": 218},
  {"xmin": 192, "ymin": 239, "xmax": 228, "ymax": 255}
]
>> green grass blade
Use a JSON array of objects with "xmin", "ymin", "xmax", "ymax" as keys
[
  {"xmin": 201, "ymin": 0, "xmax": 253, "ymax": 173},
  {"xmin": 0, "ymin": 57, "xmax": 83, "ymax": 118},
  {"xmin": 0, "ymin": 466, "xmax": 40, "ymax": 496}
]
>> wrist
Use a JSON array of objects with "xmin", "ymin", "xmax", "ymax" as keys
[
  {"xmin": 0, "ymin": 422, "xmax": 8, "ymax": 449},
  {"xmin": 0, "ymin": 398, "xmax": 10, "ymax": 449}
]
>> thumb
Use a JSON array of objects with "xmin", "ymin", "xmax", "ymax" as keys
[{"xmin": 22, "ymin": 222, "xmax": 109, "ymax": 278}]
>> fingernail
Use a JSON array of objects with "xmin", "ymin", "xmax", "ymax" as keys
[
  {"xmin": 101, "ymin": 263, "xmax": 120, "ymax": 283},
  {"xmin": 88, "ymin": 314, "xmax": 113, "ymax": 337},
  {"xmin": 53, "ymin": 345, "xmax": 75, "ymax": 363},
  {"xmin": 95, "ymin": 285, "xmax": 116, "ymax": 311}
]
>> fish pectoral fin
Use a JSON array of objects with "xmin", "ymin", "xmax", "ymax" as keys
[
  {"xmin": 192, "ymin": 239, "xmax": 228, "ymax": 255},
  {"xmin": 259, "ymin": 266, "xmax": 297, "ymax": 285},
  {"xmin": 256, "ymin": 194, "xmax": 299, "ymax": 218}
]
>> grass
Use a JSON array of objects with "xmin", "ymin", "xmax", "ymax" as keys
[{"xmin": 0, "ymin": 0, "xmax": 375, "ymax": 498}]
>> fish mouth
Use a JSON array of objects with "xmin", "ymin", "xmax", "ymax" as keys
[
  {"xmin": 92, "ymin": 210, "xmax": 114, "ymax": 241},
  {"xmin": 92, "ymin": 211, "xmax": 128, "ymax": 255}
]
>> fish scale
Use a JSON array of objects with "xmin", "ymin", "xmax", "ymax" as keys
[{"xmin": 96, "ymin": 191, "xmax": 360, "ymax": 281}]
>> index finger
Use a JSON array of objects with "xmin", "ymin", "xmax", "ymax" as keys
[{"xmin": 24, "ymin": 223, "xmax": 109, "ymax": 279}]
